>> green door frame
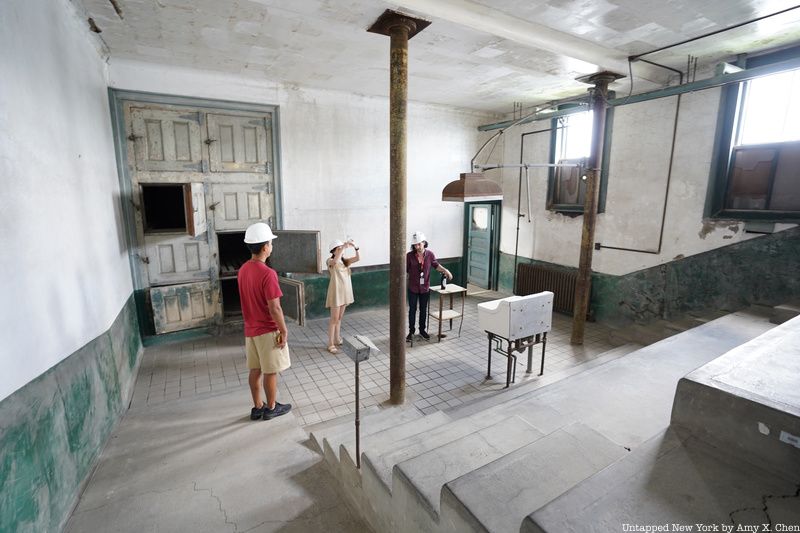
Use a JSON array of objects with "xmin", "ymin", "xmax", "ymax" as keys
[{"xmin": 461, "ymin": 200, "xmax": 502, "ymax": 291}]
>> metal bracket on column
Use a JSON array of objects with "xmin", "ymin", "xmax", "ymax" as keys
[{"xmin": 367, "ymin": 9, "xmax": 431, "ymax": 38}]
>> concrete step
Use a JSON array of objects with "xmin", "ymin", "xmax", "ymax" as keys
[
  {"xmin": 439, "ymin": 422, "xmax": 627, "ymax": 533},
  {"xmin": 531, "ymin": 310, "xmax": 775, "ymax": 450},
  {"xmin": 771, "ymin": 302, "xmax": 800, "ymax": 324},
  {"xmin": 359, "ymin": 403, "xmax": 567, "ymax": 533},
  {"xmin": 339, "ymin": 411, "xmax": 452, "ymax": 469},
  {"xmin": 443, "ymin": 343, "xmax": 641, "ymax": 423},
  {"xmin": 607, "ymin": 308, "xmax": 733, "ymax": 346},
  {"xmin": 321, "ymin": 406, "xmax": 422, "ymax": 468},
  {"xmin": 522, "ymin": 428, "xmax": 800, "ymax": 532},
  {"xmin": 337, "ymin": 411, "xmax": 453, "ymax": 528},
  {"xmin": 671, "ymin": 315, "xmax": 800, "ymax": 482},
  {"xmin": 307, "ymin": 405, "xmax": 380, "ymax": 453},
  {"xmin": 392, "ymin": 415, "xmax": 545, "ymax": 533}
]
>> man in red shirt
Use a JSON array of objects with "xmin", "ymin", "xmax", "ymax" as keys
[
  {"xmin": 238, "ymin": 222, "xmax": 292, "ymax": 420},
  {"xmin": 406, "ymin": 231, "xmax": 452, "ymax": 342}
]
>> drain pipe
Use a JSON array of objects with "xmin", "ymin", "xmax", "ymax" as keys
[
  {"xmin": 368, "ymin": 10, "xmax": 430, "ymax": 405},
  {"xmin": 571, "ymin": 72, "xmax": 621, "ymax": 345}
]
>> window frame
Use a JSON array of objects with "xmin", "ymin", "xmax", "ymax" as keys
[
  {"xmin": 545, "ymin": 105, "xmax": 613, "ymax": 214},
  {"xmin": 706, "ymin": 45, "xmax": 800, "ymax": 221}
]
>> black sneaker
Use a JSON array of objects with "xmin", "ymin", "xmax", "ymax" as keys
[
  {"xmin": 406, "ymin": 332, "xmax": 413, "ymax": 342},
  {"xmin": 263, "ymin": 402, "xmax": 292, "ymax": 420},
  {"xmin": 419, "ymin": 330, "xmax": 430, "ymax": 340},
  {"xmin": 250, "ymin": 404, "xmax": 266, "ymax": 420}
]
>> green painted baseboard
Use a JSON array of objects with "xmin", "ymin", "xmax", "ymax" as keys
[{"xmin": 0, "ymin": 295, "xmax": 142, "ymax": 532}]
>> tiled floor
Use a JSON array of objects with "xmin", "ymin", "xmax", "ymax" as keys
[{"xmin": 130, "ymin": 291, "xmax": 621, "ymax": 425}]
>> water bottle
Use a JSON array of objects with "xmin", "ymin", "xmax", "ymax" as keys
[{"xmin": 441, "ymin": 275, "xmax": 447, "ymax": 290}]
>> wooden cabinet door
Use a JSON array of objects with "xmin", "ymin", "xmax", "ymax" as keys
[
  {"xmin": 143, "ymin": 233, "xmax": 211, "ymax": 285},
  {"xmin": 207, "ymin": 113, "xmax": 273, "ymax": 173},
  {"xmin": 150, "ymin": 281, "xmax": 220, "ymax": 334},
  {"xmin": 211, "ymin": 183, "xmax": 274, "ymax": 231},
  {"xmin": 131, "ymin": 108, "xmax": 203, "ymax": 172}
]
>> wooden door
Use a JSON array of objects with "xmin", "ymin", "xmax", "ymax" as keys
[
  {"xmin": 207, "ymin": 114, "xmax": 273, "ymax": 174},
  {"xmin": 210, "ymin": 183, "xmax": 275, "ymax": 231},
  {"xmin": 150, "ymin": 281, "xmax": 220, "ymax": 334},
  {"xmin": 130, "ymin": 108, "xmax": 203, "ymax": 172}
]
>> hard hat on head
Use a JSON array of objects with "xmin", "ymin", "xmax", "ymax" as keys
[
  {"xmin": 411, "ymin": 231, "xmax": 427, "ymax": 245},
  {"xmin": 328, "ymin": 239, "xmax": 345, "ymax": 253},
  {"xmin": 243, "ymin": 222, "xmax": 277, "ymax": 244}
]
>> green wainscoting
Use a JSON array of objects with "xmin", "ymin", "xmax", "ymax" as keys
[
  {"xmin": 292, "ymin": 258, "xmax": 463, "ymax": 320},
  {"xmin": 497, "ymin": 226, "xmax": 800, "ymax": 325},
  {"xmin": 0, "ymin": 295, "xmax": 142, "ymax": 533}
]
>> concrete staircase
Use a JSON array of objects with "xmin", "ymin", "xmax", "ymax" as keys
[{"xmin": 308, "ymin": 310, "xmax": 800, "ymax": 532}]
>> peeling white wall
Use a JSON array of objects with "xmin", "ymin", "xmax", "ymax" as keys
[
  {"xmin": 0, "ymin": 0, "xmax": 134, "ymax": 401},
  {"xmin": 108, "ymin": 59, "xmax": 496, "ymax": 265},
  {"xmin": 497, "ymin": 89, "xmax": 797, "ymax": 276}
]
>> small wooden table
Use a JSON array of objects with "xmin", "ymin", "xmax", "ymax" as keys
[{"xmin": 428, "ymin": 283, "xmax": 467, "ymax": 342}]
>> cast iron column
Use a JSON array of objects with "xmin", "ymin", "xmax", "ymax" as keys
[
  {"xmin": 368, "ymin": 11, "xmax": 430, "ymax": 404},
  {"xmin": 571, "ymin": 72, "xmax": 618, "ymax": 345}
]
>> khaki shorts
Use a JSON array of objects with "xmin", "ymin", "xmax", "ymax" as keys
[{"xmin": 245, "ymin": 331, "xmax": 291, "ymax": 373}]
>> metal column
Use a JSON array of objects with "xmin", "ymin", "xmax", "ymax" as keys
[
  {"xmin": 368, "ymin": 10, "xmax": 430, "ymax": 404},
  {"xmin": 571, "ymin": 72, "xmax": 621, "ymax": 345}
]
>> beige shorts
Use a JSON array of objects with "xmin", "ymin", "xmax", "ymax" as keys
[{"xmin": 245, "ymin": 331, "xmax": 291, "ymax": 373}]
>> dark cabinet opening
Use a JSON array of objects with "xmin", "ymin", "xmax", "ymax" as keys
[
  {"xmin": 142, "ymin": 184, "xmax": 186, "ymax": 232},
  {"xmin": 141, "ymin": 183, "xmax": 206, "ymax": 236},
  {"xmin": 217, "ymin": 231, "xmax": 248, "ymax": 278},
  {"xmin": 221, "ymin": 278, "xmax": 242, "ymax": 318}
]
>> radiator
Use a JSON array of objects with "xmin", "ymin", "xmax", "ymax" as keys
[{"xmin": 516, "ymin": 263, "xmax": 576, "ymax": 315}]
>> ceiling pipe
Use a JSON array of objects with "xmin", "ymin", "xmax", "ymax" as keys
[{"xmin": 392, "ymin": 0, "xmax": 669, "ymax": 84}]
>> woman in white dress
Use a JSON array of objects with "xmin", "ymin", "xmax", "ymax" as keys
[{"xmin": 325, "ymin": 239, "xmax": 360, "ymax": 353}]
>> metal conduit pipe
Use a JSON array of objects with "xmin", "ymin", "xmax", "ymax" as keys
[
  {"xmin": 628, "ymin": 5, "xmax": 800, "ymax": 62},
  {"xmin": 512, "ymin": 127, "xmax": 554, "ymax": 293},
  {"xmin": 596, "ymin": 93, "xmax": 683, "ymax": 255}
]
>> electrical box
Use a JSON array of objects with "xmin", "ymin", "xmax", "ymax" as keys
[{"xmin": 342, "ymin": 335, "xmax": 380, "ymax": 363}]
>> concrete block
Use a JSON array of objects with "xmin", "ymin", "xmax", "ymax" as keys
[
  {"xmin": 393, "ymin": 415, "xmax": 545, "ymax": 533},
  {"xmin": 439, "ymin": 422, "xmax": 627, "ymax": 533},
  {"xmin": 522, "ymin": 428, "xmax": 800, "ymax": 532},
  {"xmin": 771, "ymin": 303, "xmax": 800, "ymax": 324},
  {"xmin": 671, "ymin": 315, "xmax": 800, "ymax": 482}
]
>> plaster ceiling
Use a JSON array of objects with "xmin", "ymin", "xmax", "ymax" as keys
[{"xmin": 76, "ymin": 0, "xmax": 800, "ymax": 113}]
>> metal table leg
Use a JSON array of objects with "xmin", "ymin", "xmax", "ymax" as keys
[
  {"xmin": 505, "ymin": 340, "xmax": 513, "ymax": 388},
  {"xmin": 540, "ymin": 332, "xmax": 547, "ymax": 376},
  {"xmin": 486, "ymin": 332, "xmax": 493, "ymax": 379}
]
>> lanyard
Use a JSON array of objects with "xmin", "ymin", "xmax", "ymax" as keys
[{"xmin": 417, "ymin": 251, "xmax": 425, "ymax": 283}]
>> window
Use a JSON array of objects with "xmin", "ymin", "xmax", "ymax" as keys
[
  {"xmin": 709, "ymin": 47, "xmax": 800, "ymax": 219},
  {"xmin": 547, "ymin": 109, "xmax": 607, "ymax": 213}
]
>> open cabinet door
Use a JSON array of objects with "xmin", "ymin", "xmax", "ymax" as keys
[
  {"xmin": 150, "ymin": 281, "xmax": 220, "ymax": 334},
  {"xmin": 185, "ymin": 183, "xmax": 207, "ymax": 237}
]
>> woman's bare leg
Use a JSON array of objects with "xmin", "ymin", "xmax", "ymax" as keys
[{"xmin": 335, "ymin": 305, "xmax": 346, "ymax": 343}]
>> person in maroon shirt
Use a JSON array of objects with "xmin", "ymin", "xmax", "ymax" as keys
[
  {"xmin": 238, "ymin": 222, "xmax": 292, "ymax": 421},
  {"xmin": 406, "ymin": 231, "xmax": 452, "ymax": 341}
]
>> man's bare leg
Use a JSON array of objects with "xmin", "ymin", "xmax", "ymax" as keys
[
  {"xmin": 263, "ymin": 372, "xmax": 278, "ymax": 409},
  {"xmin": 249, "ymin": 369, "xmax": 264, "ymax": 408}
]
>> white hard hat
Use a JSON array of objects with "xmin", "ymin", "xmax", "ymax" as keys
[
  {"xmin": 243, "ymin": 222, "xmax": 277, "ymax": 244},
  {"xmin": 411, "ymin": 231, "xmax": 427, "ymax": 245},
  {"xmin": 328, "ymin": 239, "xmax": 345, "ymax": 253}
]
